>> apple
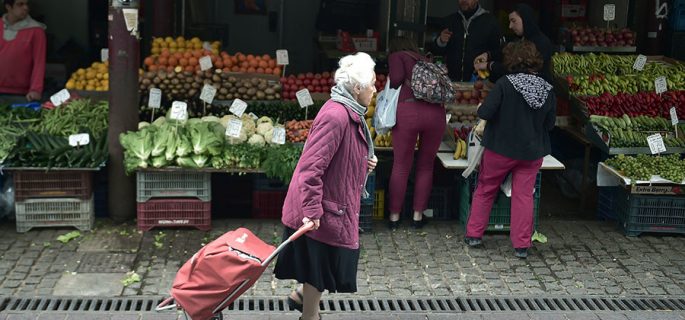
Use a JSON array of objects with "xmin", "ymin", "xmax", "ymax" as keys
[
  {"xmin": 455, "ymin": 91, "xmax": 463, "ymax": 99},
  {"xmin": 472, "ymin": 90, "xmax": 481, "ymax": 99},
  {"xmin": 297, "ymin": 74, "xmax": 305, "ymax": 80},
  {"xmin": 462, "ymin": 91, "xmax": 472, "ymax": 99},
  {"xmin": 469, "ymin": 98, "xmax": 479, "ymax": 105},
  {"xmin": 474, "ymin": 81, "xmax": 484, "ymax": 90}
]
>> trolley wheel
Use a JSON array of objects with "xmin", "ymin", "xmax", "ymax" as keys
[{"xmin": 210, "ymin": 312, "xmax": 223, "ymax": 320}]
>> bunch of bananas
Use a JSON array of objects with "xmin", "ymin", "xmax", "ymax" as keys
[
  {"xmin": 453, "ymin": 138, "xmax": 467, "ymax": 160},
  {"xmin": 374, "ymin": 132, "xmax": 392, "ymax": 147}
]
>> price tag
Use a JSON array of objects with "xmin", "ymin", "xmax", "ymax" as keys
[
  {"xmin": 200, "ymin": 84, "xmax": 217, "ymax": 104},
  {"xmin": 202, "ymin": 42, "xmax": 212, "ymax": 51},
  {"xmin": 296, "ymin": 89, "xmax": 313, "ymax": 108},
  {"xmin": 603, "ymin": 4, "xmax": 616, "ymax": 21},
  {"xmin": 248, "ymin": 112, "xmax": 258, "ymax": 120},
  {"xmin": 647, "ymin": 133, "xmax": 667, "ymax": 154},
  {"xmin": 272, "ymin": 127, "xmax": 286, "ymax": 144},
  {"xmin": 446, "ymin": 114, "xmax": 452, "ymax": 124},
  {"xmin": 226, "ymin": 119, "xmax": 243, "ymax": 138},
  {"xmin": 229, "ymin": 99, "xmax": 248, "ymax": 117},
  {"xmin": 170, "ymin": 101, "xmax": 188, "ymax": 120},
  {"xmin": 633, "ymin": 55, "xmax": 647, "ymax": 71},
  {"xmin": 148, "ymin": 88, "xmax": 162, "ymax": 109},
  {"xmin": 671, "ymin": 107, "xmax": 679, "ymax": 126},
  {"xmin": 101, "ymin": 48, "xmax": 109, "ymax": 62},
  {"xmin": 69, "ymin": 133, "xmax": 90, "ymax": 147},
  {"xmin": 122, "ymin": 8, "xmax": 138, "ymax": 32},
  {"xmin": 199, "ymin": 56, "xmax": 213, "ymax": 71},
  {"xmin": 655, "ymin": 76, "xmax": 668, "ymax": 94},
  {"xmin": 276, "ymin": 49, "xmax": 289, "ymax": 65},
  {"xmin": 50, "ymin": 89, "xmax": 70, "ymax": 107}
]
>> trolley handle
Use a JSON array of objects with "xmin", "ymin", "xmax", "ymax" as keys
[{"xmin": 262, "ymin": 221, "xmax": 315, "ymax": 266}]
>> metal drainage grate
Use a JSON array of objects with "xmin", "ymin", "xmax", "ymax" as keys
[{"xmin": 0, "ymin": 296, "xmax": 684, "ymax": 313}]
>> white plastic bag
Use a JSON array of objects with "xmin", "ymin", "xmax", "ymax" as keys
[
  {"xmin": 462, "ymin": 131, "xmax": 484, "ymax": 179},
  {"xmin": 373, "ymin": 81, "xmax": 401, "ymax": 135}
]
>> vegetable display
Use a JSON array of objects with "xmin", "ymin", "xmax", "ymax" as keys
[{"xmin": 605, "ymin": 154, "xmax": 685, "ymax": 183}]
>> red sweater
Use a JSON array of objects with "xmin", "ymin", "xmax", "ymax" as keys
[{"xmin": 0, "ymin": 18, "xmax": 46, "ymax": 96}]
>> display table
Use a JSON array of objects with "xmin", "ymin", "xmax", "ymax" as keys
[
  {"xmin": 436, "ymin": 153, "xmax": 565, "ymax": 170},
  {"xmin": 376, "ymin": 142, "xmax": 453, "ymax": 153}
]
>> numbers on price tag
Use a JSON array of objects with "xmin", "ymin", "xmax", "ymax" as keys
[
  {"xmin": 276, "ymin": 49, "xmax": 289, "ymax": 65},
  {"xmin": 170, "ymin": 101, "xmax": 188, "ymax": 120},
  {"xmin": 229, "ymin": 99, "xmax": 248, "ymax": 117},
  {"xmin": 655, "ymin": 76, "xmax": 668, "ymax": 94},
  {"xmin": 633, "ymin": 55, "xmax": 647, "ymax": 71},
  {"xmin": 50, "ymin": 89, "xmax": 70, "ymax": 107},
  {"xmin": 671, "ymin": 107, "xmax": 679, "ymax": 126},
  {"xmin": 272, "ymin": 127, "xmax": 286, "ymax": 144},
  {"xmin": 148, "ymin": 88, "xmax": 162, "ymax": 109},
  {"xmin": 199, "ymin": 56, "xmax": 213, "ymax": 71},
  {"xmin": 296, "ymin": 89, "xmax": 314, "ymax": 108},
  {"xmin": 226, "ymin": 119, "xmax": 243, "ymax": 138},
  {"xmin": 248, "ymin": 112, "xmax": 258, "ymax": 120},
  {"xmin": 101, "ymin": 48, "xmax": 109, "ymax": 62},
  {"xmin": 647, "ymin": 133, "xmax": 667, "ymax": 154},
  {"xmin": 122, "ymin": 8, "xmax": 138, "ymax": 32},
  {"xmin": 69, "ymin": 133, "xmax": 90, "ymax": 147},
  {"xmin": 603, "ymin": 4, "xmax": 616, "ymax": 21},
  {"xmin": 200, "ymin": 84, "xmax": 217, "ymax": 104}
]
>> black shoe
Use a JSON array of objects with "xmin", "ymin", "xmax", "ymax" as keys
[
  {"xmin": 463, "ymin": 237, "xmax": 482, "ymax": 247},
  {"xmin": 410, "ymin": 218, "xmax": 428, "ymax": 229},
  {"xmin": 287, "ymin": 290, "xmax": 303, "ymax": 312},
  {"xmin": 388, "ymin": 220, "xmax": 400, "ymax": 231},
  {"xmin": 514, "ymin": 248, "xmax": 528, "ymax": 259}
]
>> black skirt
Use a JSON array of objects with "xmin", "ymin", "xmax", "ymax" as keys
[{"xmin": 274, "ymin": 226, "xmax": 360, "ymax": 293}]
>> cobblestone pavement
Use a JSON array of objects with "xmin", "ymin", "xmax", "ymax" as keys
[
  {"xmin": 0, "ymin": 218, "xmax": 684, "ymax": 298},
  {"xmin": 1, "ymin": 311, "xmax": 685, "ymax": 319}
]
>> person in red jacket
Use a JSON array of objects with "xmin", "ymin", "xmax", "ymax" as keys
[{"xmin": 0, "ymin": 0, "xmax": 46, "ymax": 104}]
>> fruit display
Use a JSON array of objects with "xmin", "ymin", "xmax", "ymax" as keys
[
  {"xmin": 590, "ymin": 115, "xmax": 685, "ymax": 148},
  {"xmin": 144, "ymin": 49, "xmax": 281, "ymax": 76},
  {"xmin": 452, "ymin": 80, "xmax": 488, "ymax": 105},
  {"xmin": 150, "ymin": 36, "xmax": 220, "ymax": 56},
  {"xmin": 374, "ymin": 132, "xmax": 392, "ymax": 147},
  {"xmin": 580, "ymin": 90, "xmax": 685, "ymax": 118},
  {"xmin": 139, "ymin": 69, "xmax": 282, "ymax": 102},
  {"xmin": 285, "ymin": 120, "xmax": 313, "ymax": 143},
  {"xmin": 453, "ymin": 125, "xmax": 473, "ymax": 141},
  {"xmin": 65, "ymin": 61, "xmax": 109, "ymax": 91},
  {"xmin": 605, "ymin": 154, "xmax": 685, "ymax": 183},
  {"xmin": 447, "ymin": 106, "xmax": 479, "ymax": 126},
  {"xmin": 279, "ymin": 73, "xmax": 387, "ymax": 101},
  {"xmin": 453, "ymin": 138, "xmax": 467, "ymax": 160},
  {"xmin": 565, "ymin": 27, "xmax": 636, "ymax": 48}
]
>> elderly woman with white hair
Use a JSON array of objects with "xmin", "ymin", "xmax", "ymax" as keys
[{"xmin": 273, "ymin": 52, "xmax": 378, "ymax": 320}]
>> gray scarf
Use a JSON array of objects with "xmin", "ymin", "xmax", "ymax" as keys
[
  {"xmin": 2, "ymin": 15, "xmax": 46, "ymax": 41},
  {"xmin": 330, "ymin": 84, "xmax": 375, "ymax": 198}
]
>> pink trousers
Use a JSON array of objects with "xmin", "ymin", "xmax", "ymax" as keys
[{"xmin": 465, "ymin": 149, "xmax": 542, "ymax": 249}]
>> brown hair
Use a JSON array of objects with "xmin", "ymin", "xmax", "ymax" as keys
[
  {"xmin": 388, "ymin": 36, "xmax": 420, "ymax": 54},
  {"xmin": 502, "ymin": 40, "xmax": 543, "ymax": 74}
]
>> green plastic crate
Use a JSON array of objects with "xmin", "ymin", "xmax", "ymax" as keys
[{"xmin": 459, "ymin": 173, "xmax": 540, "ymax": 232}]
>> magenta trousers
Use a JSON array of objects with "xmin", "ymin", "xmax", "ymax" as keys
[
  {"xmin": 465, "ymin": 149, "xmax": 542, "ymax": 249},
  {"xmin": 388, "ymin": 101, "xmax": 446, "ymax": 214}
]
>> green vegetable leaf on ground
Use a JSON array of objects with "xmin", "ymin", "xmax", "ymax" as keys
[
  {"xmin": 532, "ymin": 231, "xmax": 547, "ymax": 243},
  {"xmin": 57, "ymin": 231, "xmax": 81, "ymax": 243},
  {"xmin": 121, "ymin": 271, "xmax": 141, "ymax": 286}
]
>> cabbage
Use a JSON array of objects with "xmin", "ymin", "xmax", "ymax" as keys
[
  {"xmin": 247, "ymin": 134, "xmax": 266, "ymax": 147},
  {"xmin": 176, "ymin": 156, "xmax": 198, "ymax": 168},
  {"xmin": 151, "ymin": 156, "xmax": 168, "ymax": 168},
  {"xmin": 192, "ymin": 154, "xmax": 210, "ymax": 167}
]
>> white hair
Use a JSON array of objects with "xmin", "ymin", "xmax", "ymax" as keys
[{"xmin": 334, "ymin": 52, "xmax": 376, "ymax": 91}]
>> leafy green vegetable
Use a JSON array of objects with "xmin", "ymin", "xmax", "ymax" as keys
[
  {"xmin": 57, "ymin": 231, "xmax": 81, "ymax": 243},
  {"xmin": 121, "ymin": 271, "xmax": 141, "ymax": 286},
  {"xmin": 262, "ymin": 144, "xmax": 303, "ymax": 183}
]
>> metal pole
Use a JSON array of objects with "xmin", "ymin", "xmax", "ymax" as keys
[{"xmin": 108, "ymin": 0, "xmax": 140, "ymax": 222}]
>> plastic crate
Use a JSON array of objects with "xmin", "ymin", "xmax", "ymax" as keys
[
  {"xmin": 136, "ymin": 171, "xmax": 211, "ymax": 202},
  {"xmin": 403, "ymin": 186, "xmax": 456, "ymax": 220},
  {"xmin": 597, "ymin": 186, "xmax": 619, "ymax": 221},
  {"xmin": 373, "ymin": 189, "xmax": 385, "ymax": 220},
  {"xmin": 359, "ymin": 203, "xmax": 373, "ymax": 233},
  {"xmin": 253, "ymin": 174, "xmax": 288, "ymax": 191},
  {"xmin": 614, "ymin": 187, "xmax": 685, "ymax": 237},
  {"xmin": 14, "ymin": 171, "xmax": 93, "ymax": 201},
  {"xmin": 136, "ymin": 198, "xmax": 211, "ymax": 231},
  {"xmin": 252, "ymin": 190, "xmax": 287, "ymax": 219},
  {"xmin": 459, "ymin": 172, "xmax": 541, "ymax": 232},
  {"xmin": 15, "ymin": 197, "xmax": 94, "ymax": 233}
]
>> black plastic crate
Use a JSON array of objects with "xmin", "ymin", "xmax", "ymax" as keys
[
  {"xmin": 615, "ymin": 187, "xmax": 685, "ymax": 237},
  {"xmin": 403, "ymin": 186, "xmax": 456, "ymax": 220},
  {"xmin": 359, "ymin": 203, "xmax": 373, "ymax": 233},
  {"xmin": 253, "ymin": 173, "xmax": 288, "ymax": 191}
]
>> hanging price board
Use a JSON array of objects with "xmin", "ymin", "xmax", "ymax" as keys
[
  {"xmin": 226, "ymin": 119, "xmax": 243, "ymax": 138},
  {"xmin": 633, "ymin": 55, "xmax": 646, "ymax": 71},
  {"xmin": 296, "ymin": 89, "xmax": 314, "ymax": 108},
  {"xmin": 199, "ymin": 56, "xmax": 213, "ymax": 71},
  {"xmin": 200, "ymin": 84, "xmax": 217, "ymax": 104},
  {"xmin": 122, "ymin": 8, "xmax": 138, "ymax": 32},
  {"xmin": 148, "ymin": 88, "xmax": 162, "ymax": 109},
  {"xmin": 272, "ymin": 127, "xmax": 286, "ymax": 144},
  {"xmin": 50, "ymin": 89, "xmax": 71, "ymax": 107},
  {"xmin": 655, "ymin": 76, "xmax": 668, "ymax": 94},
  {"xmin": 647, "ymin": 133, "xmax": 667, "ymax": 154},
  {"xmin": 248, "ymin": 112, "xmax": 258, "ymax": 120},
  {"xmin": 603, "ymin": 4, "xmax": 616, "ymax": 21},
  {"xmin": 276, "ymin": 49, "xmax": 289, "ymax": 65},
  {"xmin": 170, "ymin": 101, "xmax": 188, "ymax": 120},
  {"xmin": 68, "ymin": 133, "xmax": 90, "ymax": 147},
  {"xmin": 229, "ymin": 99, "xmax": 248, "ymax": 117}
]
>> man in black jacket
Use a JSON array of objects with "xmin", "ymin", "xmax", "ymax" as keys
[
  {"xmin": 475, "ymin": 4, "xmax": 554, "ymax": 82},
  {"xmin": 431, "ymin": 0, "xmax": 503, "ymax": 82}
]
